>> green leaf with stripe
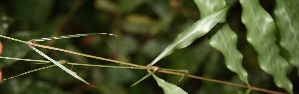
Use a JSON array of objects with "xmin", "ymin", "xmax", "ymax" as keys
[
  {"xmin": 149, "ymin": 7, "xmax": 229, "ymax": 65},
  {"xmin": 194, "ymin": 0, "xmax": 226, "ymax": 18},
  {"xmin": 240, "ymin": 0, "xmax": 293, "ymax": 93},
  {"xmin": 153, "ymin": 75, "xmax": 188, "ymax": 94},
  {"xmin": 195, "ymin": 0, "xmax": 249, "ymax": 85}
]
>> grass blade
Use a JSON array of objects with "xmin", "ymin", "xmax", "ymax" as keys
[
  {"xmin": 153, "ymin": 74, "xmax": 188, "ymax": 94},
  {"xmin": 130, "ymin": 72, "xmax": 153, "ymax": 87},
  {"xmin": 33, "ymin": 33, "xmax": 116, "ymax": 42},
  {"xmin": 29, "ymin": 45, "xmax": 91, "ymax": 86},
  {"xmin": 274, "ymin": 0, "xmax": 299, "ymax": 75},
  {"xmin": 3, "ymin": 65, "xmax": 56, "ymax": 81},
  {"xmin": 240, "ymin": 0, "xmax": 293, "ymax": 93},
  {"xmin": 0, "ymin": 56, "xmax": 50, "ymax": 64},
  {"xmin": 149, "ymin": 7, "xmax": 229, "ymax": 65}
]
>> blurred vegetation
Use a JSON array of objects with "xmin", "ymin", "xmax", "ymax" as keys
[{"xmin": 0, "ymin": 0, "xmax": 298, "ymax": 94}]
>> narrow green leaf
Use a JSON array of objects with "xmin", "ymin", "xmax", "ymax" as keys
[
  {"xmin": 153, "ymin": 75, "xmax": 188, "ymax": 94},
  {"xmin": 195, "ymin": 0, "xmax": 249, "ymax": 85},
  {"xmin": 149, "ymin": 7, "xmax": 229, "ymax": 65},
  {"xmin": 274, "ymin": 0, "xmax": 299, "ymax": 75},
  {"xmin": 240, "ymin": 0, "xmax": 293, "ymax": 93},
  {"xmin": 194, "ymin": 0, "xmax": 226, "ymax": 17},
  {"xmin": 29, "ymin": 46, "xmax": 91, "ymax": 86},
  {"xmin": 210, "ymin": 24, "xmax": 248, "ymax": 84}
]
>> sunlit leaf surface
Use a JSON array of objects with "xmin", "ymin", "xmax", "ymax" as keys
[
  {"xmin": 150, "ymin": 7, "xmax": 229, "ymax": 65},
  {"xmin": 153, "ymin": 75, "xmax": 188, "ymax": 94},
  {"xmin": 240, "ymin": 0, "xmax": 293, "ymax": 93},
  {"xmin": 194, "ymin": 0, "xmax": 226, "ymax": 17},
  {"xmin": 1, "ymin": 0, "xmax": 298, "ymax": 93},
  {"xmin": 210, "ymin": 24, "xmax": 248, "ymax": 84},
  {"xmin": 195, "ymin": 0, "xmax": 249, "ymax": 85},
  {"xmin": 274, "ymin": 0, "xmax": 299, "ymax": 75}
]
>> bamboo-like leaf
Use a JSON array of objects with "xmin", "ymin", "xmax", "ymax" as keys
[
  {"xmin": 210, "ymin": 24, "xmax": 248, "ymax": 84},
  {"xmin": 194, "ymin": 0, "xmax": 226, "ymax": 17},
  {"xmin": 149, "ymin": 7, "xmax": 229, "ymax": 65},
  {"xmin": 29, "ymin": 46, "xmax": 91, "ymax": 86},
  {"xmin": 195, "ymin": 0, "xmax": 249, "ymax": 85},
  {"xmin": 274, "ymin": 0, "xmax": 299, "ymax": 75},
  {"xmin": 153, "ymin": 75, "xmax": 188, "ymax": 94},
  {"xmin": 240, "ymin": 0, "xmax": 293, "ymax": 93}
]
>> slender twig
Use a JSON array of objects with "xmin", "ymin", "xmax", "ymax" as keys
[
  {"xmin": 33, "ymin": 33, "xmax": 116, "ymax": 42},
  {"xmin": 0, "ymin": 35, "xmax": 285, "ymax": 94},
  {"xmin": 0, "ymin": 34, "xmax": 146, "ymax": 68},
  {"xmin": 0, "ymin": 56, "xmax": 145, "ymax": 70},
  {"xmin": 30, "ymin": 42, "xmax": 147, "ymax": 68},
  {"xmin": 3, "ymin": 65, "xmax": 57, "ymax": 81},
  {"xmin": 68, "ymin": 63, "xmax": 145, "ymax": 69},
  {"xmin": 0, "ymin": 56, "xmax": 49, "ymax": 63},
  {"xmin": 158, "ymin": 70, "xmax": 286, "ymax": 94},
  {"xmin": 131, "ymin": 66, "xmax": 160, "ymax": 87},
  {"xmin": 130, "ymin": 72, "xmax": 153, "ymax": 87}
]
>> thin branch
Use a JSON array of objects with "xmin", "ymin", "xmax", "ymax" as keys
[
  {"xmin": 0, "ymin": 56, "xmax": 50, "ymax": 63},
  {"xmin": 158, "ymin": 69, "xmax": 286, "ymax": 94},
  {"xmin": 0, "ymin": 35, "xmax": 285, "ymax": 94},
  {"xmin": 30, "ymin": 42, "xmax": 146, "ymax": 68}
]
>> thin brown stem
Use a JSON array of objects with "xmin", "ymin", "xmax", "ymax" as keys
[
  {"xmin": 158, "ymin": 70, "xmax": 286, "ymax": 94},
  {"xmin": 32, "ymin": 42, "xmax": 285, "ymax": 94},
  {"xmin": 0, "ymin": 35, "xmax": 286, "ymax": 94},
  {"xmin": 29, "ymin": 42, "xmax": 146, "ymax": 69}
]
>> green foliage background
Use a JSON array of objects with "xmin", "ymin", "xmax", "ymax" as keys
[{"xmin": 0, "ymin": 0, "xmax": 298, "ymax": 94}]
